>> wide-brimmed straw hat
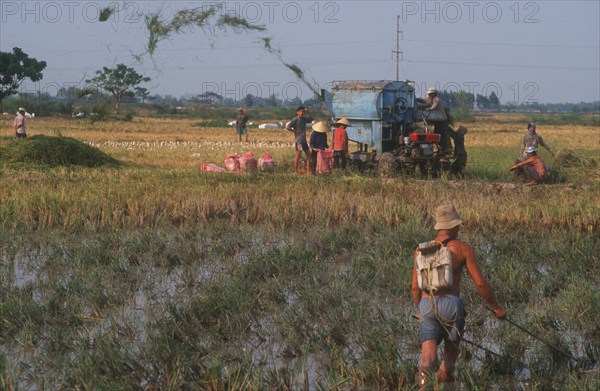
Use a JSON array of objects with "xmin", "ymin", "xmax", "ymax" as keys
[
  {"xmin": 434, "ymin": 204, "xmax": 464, "ymax": 230},
  {"xmin": 334, "ymin": 117, "xmax": 352, "ymax": 127},
  {"xmin": 426, "ymin": 87, "xmax": 438, "ymax": 94},
  {"xmin": 18, "ymin": 107, "xmax": 26, "ymax": 112},
  {"xmin": 311, "ymin": 121, "xmax": 329, "ymax": 133}
]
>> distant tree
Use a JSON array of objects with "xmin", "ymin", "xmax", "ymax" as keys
[
  {"xmin": 267, "ymin": 93, "xmax": 278, "ymax": 107},
  {"xmin": 286, "ymin": 97, "xmax": 303, "ymax": 107},
  {"xmin": 86, "ymin": 64, "xmax": 150, "ymax": 113},
  {"xmin": 476, "ymin": 94, "xmax": 490, "ymax": 110},
  {"xmin": 244, "ymin": 94, "xmax": 255, "ymax": 108},
  {"xmin": 303, "ymin": 97, "xmax": 321, "ymax": 107},
  {"xmin": 453, "ymin": 91, "xmax": 475, "ymax": 113},
  {"xmin": 0, "ymin": 47, "xmax": 47, "ymax": 112},
  {"xmin": 197, "ymin": 91, "xmax": 223, "ymax": 105},
  {"xmin": 439, "ymin": 91, "xmax": 452, "ymax": 108},
  {"xmin": 488, "ymin": 91, "xmax": 500, "ymax": 109},
  {"xmin": 56, "ymin": 86, "xmax": 77, "ymax": 101}
]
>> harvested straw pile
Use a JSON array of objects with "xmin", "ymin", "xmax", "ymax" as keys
[
  {"xmin": 0, "ymin": 135, "xmax": 121, "ymax": 167},
  {"xmin": 553, "ymin": 149, "xmax": 599, "ymax": 182}
]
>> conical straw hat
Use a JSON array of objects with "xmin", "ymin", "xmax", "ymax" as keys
[
  {"xmin": 334, "ymin": 118, "xmax": 352, "ymax": 126},
  {"xmin": 311, "ymin": 121, "xmax": 329, "ymax": 133}
]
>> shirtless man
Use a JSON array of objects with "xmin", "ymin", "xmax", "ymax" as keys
[{"xmin": 411, "ymin": 204, "xmax": 507, "ymax": 386}]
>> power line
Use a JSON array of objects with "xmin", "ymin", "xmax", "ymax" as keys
[
  {"xmin": 45, "ymin": 58, "xmax": 394, "ymax": 72},
  {"xmin": 15, "ymin": 36, "xmax": 599, "ymax": 55},
  {"xmin": 46, "ymin": 56, "xmax": 597, "ymax": 73},
  {"xmin": 404, "ymin": 58, "xmax": 599, "ymax": 71},
  {"xmin": 403, "ymin": 38, "xmax": 597, "ymax": 50}
]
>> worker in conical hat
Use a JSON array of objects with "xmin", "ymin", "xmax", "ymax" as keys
[
  {"xmin": 333, "ymin": 118, "xmax": 351, "ymax": 169},
  {"xmin": 308, "ymin": 121, "xmax": 330, "ymax": 175}
]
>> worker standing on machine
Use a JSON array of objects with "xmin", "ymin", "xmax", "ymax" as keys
[{"xmin": 417, "ymin": 87, "xmax": 449, "ymax": 154}]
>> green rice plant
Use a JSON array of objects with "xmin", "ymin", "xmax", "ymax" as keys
[
  {"xmin": 546, "ymin": 280, "xmax": 599, "ymax": 367},
  {"xmin": 0, "ymin": 294, "xmax": 47, "ymax": 341},
  {"xmin": 0, "ymin": 353, "xmax": 17, "ymax": 391},
  {"xmin": 0, "ymin": 221, "xmax": 597, "ymax": 388},
  {"xmin": 458, "ymin": 363, "xmax": 518, "ymax": 391},
  {"xmin": 59, "ymin": 334, "xmax": 144, "ymax": 390},
  {"xmin": 565, "ymin": 371, "xmax": 600, "ymax": 390},
  {"xmin": 141, "ymin": 315, "xmax": 211, "ymax": 388},
  {"xmin": 311, "ymin": 348, "xmax": 354, "ymax": 390},
  {"xmin": 478, "ymin": 331, "xmax": 526, "ymax": 380},
  {"xmin": 262, "ymin": 366, "xmax": 299, "ymax": 390},
  {"xmin": 200, "ymin": 363, "xmax": 264, "ymax": 391}
]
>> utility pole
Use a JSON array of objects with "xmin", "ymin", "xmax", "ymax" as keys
[{"xmin": 392, "ymin": 15, "xmax": 403, "ymax": 81}]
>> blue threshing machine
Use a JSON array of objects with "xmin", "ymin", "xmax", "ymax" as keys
[{"xmin": 322, "ymin": 80, "xmax": 451, "ymax": 176}]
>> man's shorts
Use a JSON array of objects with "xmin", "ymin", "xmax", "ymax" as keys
[
  {"xmin": 418, "ymin": 294, "xmax": 465, "ymax": 343},
  {"xmin": 236, "ymin": 127, "xmax": 247, "ymax": 135},
  {"xmin": 295, "ymin": 141, "xmax": 309, "ymax": 152}
]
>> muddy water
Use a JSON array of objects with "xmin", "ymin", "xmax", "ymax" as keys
[{"xmin": 1, "ymin": 233, "xmax": 596, "ymax": 389}]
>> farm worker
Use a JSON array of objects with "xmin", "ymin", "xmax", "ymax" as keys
[
  {"xmin": 235, "ymin": 108, "xmax": 249, "ymax": 143},
  {"xmin": 14, "ymin": 107, "xmax": 27, "ymax": 138},
  {"xmin": 308, "ymin": 121, "xmax": 330, "ymax": 175},
  {"xmin": 417, "ymin": 87, "xmax": 443, "ymax": 112},
  {"xmin": 333, "ymin": 118, "xmax": 351, "ymax": 169},
  {"xmin": 509, "ymin": 146, "xmax": 549, "ymax": 185},
  {"xmin": 519, "ymin": 122, "xmax": 554, "ymax": 159},
  {"xmin": 411, "ymin": 204, "xmax": 506, "ymax": 387},
  {"xmin": 417, "ymin": 87, "xmax": 449, "ymax": 153},
  {"xmin": 448, "ymin": 125, "xmax": 468, "ymax": 176},
  {"xmin": 286, "ymin": 105, "xmax": 313, "ymax": 174}
]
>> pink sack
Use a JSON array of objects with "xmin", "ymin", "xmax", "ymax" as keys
[
  {"xmin": 224, "ymin": 153, "xmax": 240, "ymax": 172},
  {"xmin": 257, "ymin": 151, "xmax": 275, "ymax": 173},
  {"xmin": 239, "ymin": 157, "xmax": 258, "ymax": 173},
  {"xmin": 258, "ymin": 158, "xmax": 274, "ymax": 173},
  {"xmin": 316, "ymin": 149, "xmax": 334, "ymax": 174},
  {"xmin": 238, "ymin": 151, "xmax": 258, "ymax": 173},
  {"xmin": 201, "ymin": 163, "xmax": 226, "ymax": 173}
]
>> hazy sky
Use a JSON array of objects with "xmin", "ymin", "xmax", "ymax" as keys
[{"xmin": 1, "ymin": 0, "xmax": 599, "ymax": 104}]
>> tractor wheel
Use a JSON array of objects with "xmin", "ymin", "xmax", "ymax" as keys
[{"xmin": 378, "ymin": 152, "xmax": 398, "ymax": 177}]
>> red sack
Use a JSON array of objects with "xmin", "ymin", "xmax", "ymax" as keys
[
  {"xmin": 224, "ymin": 153, "xmax": 240, "ymax": 172},
  {"xmin": 258, "ymin": 151, "xmax": 275, "ymax": 173},
  {"xmin": 316, "ymin": 149, "xmax": 334, "ymax": 174},
  {"xmin": 239, "ymin": 157, "xmax": 258, "ymax": 173},
  {"xmin": 239, "ymin": 151, "xmax": 257, "ymax": 173}
]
